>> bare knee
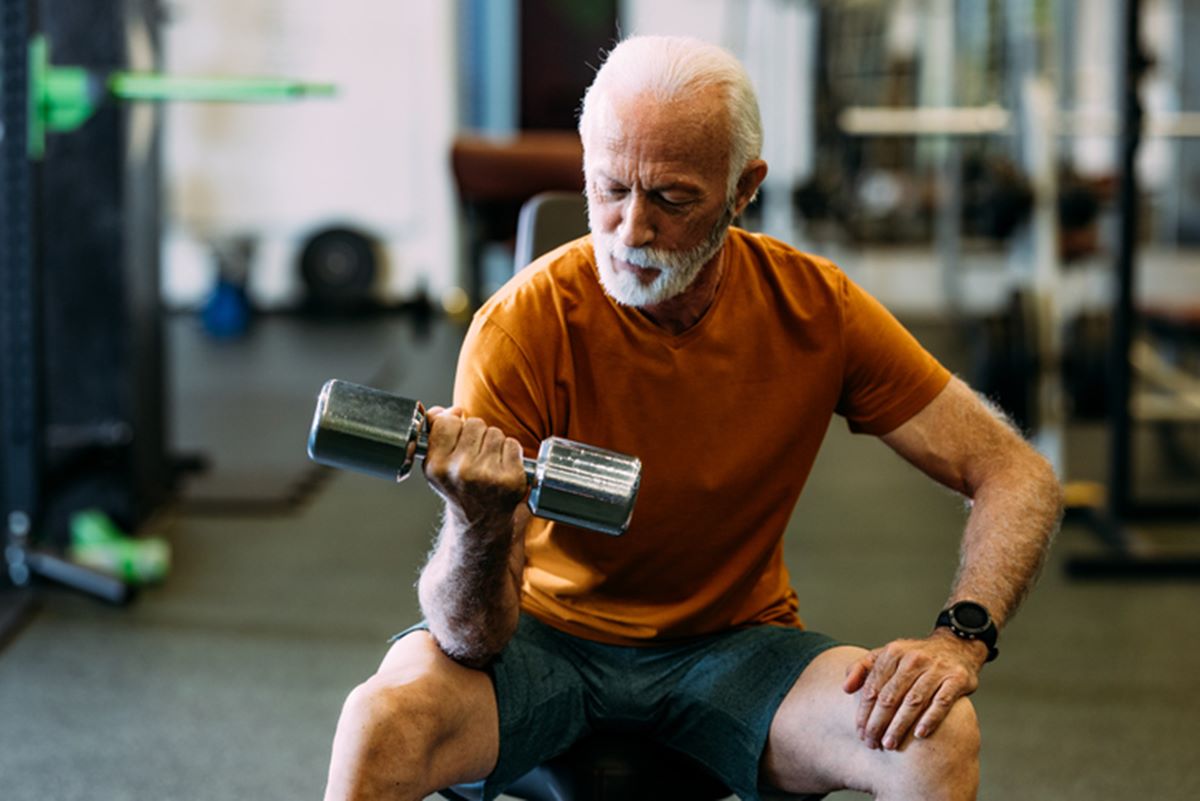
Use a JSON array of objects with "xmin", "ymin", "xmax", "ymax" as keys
[
  {"xmin": 890, "ymin": 697, "xmax": 980, "ymax": 800},
  {"xmin": 342, "ymin": 675, "xmax": 445, "ymax": 761},
  {"xmin": 328, "ymin": 677, "xmax": 449, "ymax": 799},
  {"xmin": 325, "ymin": 641, "xmax": 499, "ymax": 801},
  {"xmin": 930, "ymin": 696, "xmax": 980, "ymax": 764}
]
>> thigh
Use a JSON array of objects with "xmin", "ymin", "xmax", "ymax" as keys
[
  {"xmin": 478, "ymin": 615, "xmax": 592, "ymax": 796},
  {"xmin": 375, "ymin": 619, "xmax": 592, "ymax": 799},
  {"xmin": 656, "ymin": 626, "xmax": 840, "ymax": 801},
  {"xmin": 397, "ymin": 616, "xmax": 592, "ymax": 800}
]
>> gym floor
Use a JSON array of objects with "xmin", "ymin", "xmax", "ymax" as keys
[{"xmin": 0, "ymin": 310, "xmax": 1198, "ymax": 800}]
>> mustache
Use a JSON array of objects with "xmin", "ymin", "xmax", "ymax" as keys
[
  {"xmin": 600, "ymin": 203, "xmax": 737, "ymax": 271},
  {"xmin": 609, "ymin": 243, "xmax": 682, "ymax": 271}
]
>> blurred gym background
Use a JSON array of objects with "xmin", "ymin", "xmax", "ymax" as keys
[{"xmin": 1, "ymin": 0, "xmax": 1198, "ymax": 799}]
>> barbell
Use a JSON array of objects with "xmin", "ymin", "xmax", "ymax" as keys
[{"xmin": 307, "ymin": 379, "xmax": 641, "ymax": 536}]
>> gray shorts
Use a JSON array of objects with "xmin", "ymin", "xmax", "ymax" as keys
[{"xmin": 397, "ymin": 614, "xmax": 840, "ymax": 801}]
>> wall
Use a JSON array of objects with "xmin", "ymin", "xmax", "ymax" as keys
[{"xmin": 160, "ymin": 0, "xmax": 459, "ymax": 309}]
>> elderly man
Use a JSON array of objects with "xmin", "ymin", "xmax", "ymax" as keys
[{"xmin": 324, "ymin": 36, "xmax": 1061, "ymax": 801}]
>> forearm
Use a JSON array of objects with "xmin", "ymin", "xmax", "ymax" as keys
[
  {"xmin": 856, "ymin": 379, "xmax": 1064, "ymax": 746},
  {"xmin": 949, "ymin": 448, "xmax": 1062, "ymax": 627},
  {"xmin": 417, "ymin": 506, "xmax": 524, "ymax": 668}
]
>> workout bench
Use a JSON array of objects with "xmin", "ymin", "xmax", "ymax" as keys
[{"xmin": 436, "ymin": 730, "xmax": 824, "ymax": 801}]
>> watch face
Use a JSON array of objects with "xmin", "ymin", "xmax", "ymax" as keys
[{"xmin": 951, "ymin": 602, "xmax": 990, "ymax": 632}]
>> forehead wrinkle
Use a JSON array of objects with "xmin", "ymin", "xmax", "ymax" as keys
[{"xmin": 583, "ymin": 88, "xmax": 731, "ymax": 190}]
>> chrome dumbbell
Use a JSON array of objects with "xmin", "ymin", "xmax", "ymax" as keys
[{"xmin": 307, "ymin": 380, "xmax": 641, "ymax": 536}]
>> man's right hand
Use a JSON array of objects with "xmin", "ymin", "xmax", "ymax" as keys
[{"xmin": 421, "ymin": 407, "xmax": 529, "ymax": 529}]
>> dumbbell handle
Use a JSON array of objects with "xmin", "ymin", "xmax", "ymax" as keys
[
  {"xmin": 404, "ymin": 416, "xmax": 540, "ymax": 483},
  {"xmin": 307, "ymin": 380, "xmax": 641, "ymax": 536}
]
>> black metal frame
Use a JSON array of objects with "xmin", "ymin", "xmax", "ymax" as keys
[
  {"xmin": 1066, "ymin": 0, "xmax": 1200, "ymax": 579},
  {"xmin": 1, "ymin": 0, "xmax": 132, "ymax": 626},
  {"xmin": 0, "ymin": 0, "xmax": 41, "ymax": 625}
]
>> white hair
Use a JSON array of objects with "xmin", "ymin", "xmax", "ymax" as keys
[{"xmin": 578, "ymin": 35, "xmax": 763, "ymax": 197}]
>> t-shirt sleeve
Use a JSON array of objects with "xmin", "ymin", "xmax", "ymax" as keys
[
  {"xmin": 835, "ymin": 274, "xmax": 951, "ymax": 435},
  {"xmin": 451, "ymin": 314, "xmax": 549, "ymax": 455}
]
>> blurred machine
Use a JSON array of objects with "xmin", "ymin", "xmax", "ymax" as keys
[
  {"xmin": 1, "ymin": 0, "xmax": 334, "ymax": 635},
  {"xmin": 2, "ymin": 0, "xmax": 167, "ymax": 614},
  {"xmin": 815, "ymin": 0, "xmax": 1200, "ymax": 576}
]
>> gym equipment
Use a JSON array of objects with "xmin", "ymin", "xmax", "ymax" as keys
[
  {"xmin": 200, "ymin": 237, "xmax": 256, "ymax": 339},
  {"xmin": 307, "ymin": 380, "xmax": 641, "ymax": 536},
  {"xmin": 971, "ymin": 289, "xmax": 1040, "ymax": 432},
  {"xmin": 1062, "ymin": 312, "xmax": 1111, "ymax": 420},
  {"xmin": 298, "ymin": 227, "xmax": 379, "ymax": 315},
  {"xmin": 437, "ymin": 731, "xmax": 824, "ymax": 801},
  {"xmin": 513, "ymin": 191, "xmax": 589, "ymax": 270},
  {"xmin": 2, "ymin": 10, "xmax": 337, "ymax": 623},
  {"xmin": 961, "ymin": 155, "xmax": 1034, "ymax": 242},
  {"xmin": 451, "ymin": 131, "xmax": 585, "ymax": 306},
  {"xmin": 2, "ymin": 0, "xmax": 131, "ymax": 607},
  {"xmin": 26, "ymin": 34, "xmax": 334, "ymax": 159},
  {"xmin": 67, "ymin": 509, "xmax": 170, "ymax": 586},
  {"xmin": 1063, "ymin": 0, "xmax": 1200, "ymax": 579}
]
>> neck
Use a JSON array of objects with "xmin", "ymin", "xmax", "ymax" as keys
[{"xmin": 638, "ymin": 248, "xmax": 726, "ymax": 335}]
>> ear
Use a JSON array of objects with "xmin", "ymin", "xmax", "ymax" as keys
[{"xmin": 732, "ymin": 159, "xmax": 768, "ymax": 217}]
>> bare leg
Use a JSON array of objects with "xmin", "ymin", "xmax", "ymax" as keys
[
  {"xmin": 761, "ymin": 646, "xmax": 980, "ymax": 800},
  {"xmin": 324, "ymin": 632, "xmax": 500, "ymax": 801}
]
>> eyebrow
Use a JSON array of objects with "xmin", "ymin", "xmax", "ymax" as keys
[{"xmin": 593, "ymin": 172, "xmax": 705, "ymax": 195}]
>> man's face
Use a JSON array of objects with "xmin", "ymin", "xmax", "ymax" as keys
[{"xmin": 584, "ymin": 88, "xmax": 736, "ymax": 308}]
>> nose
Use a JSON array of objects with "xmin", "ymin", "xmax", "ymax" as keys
[{"xmin": 617, "ymin": 192, "xmax": 654, "ymax": 248}]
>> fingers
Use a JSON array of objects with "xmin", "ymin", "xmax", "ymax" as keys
[
  {"xmin": 842, "ymin": 651, "xmax": 875, "ymax": 694},
  {"xmin": 914, "ymin": 679, "xmax": 970, "ymax": 740},
  {"xmin": 425, "ymin": 408, "xmax": 465, "ymax": 461},
  {"xmin": 855, "ymin": 646, "xmax": 897, "ymax": 744},
  {"xmin": 502, "ymin": 435, "xmax": 524, "ymax": 467},
  {"xmin": 852, "ymin": 639, "xmax": 980, "ymax": 751},
  {"xmin": 425, "ymin": 414, "xmax": 492, "ymax": 476},
  {"xmin": 878, "ymin": 672, "xmax": 943, "ymax": 750},
  {"xmin": 862, "ymin": 648, "xmax": 928, "ymax": 748},
  {"xmin": 423, "ymin": 412, "xmax": 528, "ymax": 524}
]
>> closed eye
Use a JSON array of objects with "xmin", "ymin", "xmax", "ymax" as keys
[
  {"xmin": 656, "ymin": 193, "xmax": 697, "ymax": 210},
  {"xmin": 596, "ymin": 183, "xmax": 628, "ymax": 199}
]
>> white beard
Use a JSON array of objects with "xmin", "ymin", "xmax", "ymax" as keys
[{"xmin": 590, "ymin": 205, "xmax": 734, "ymax": 308}]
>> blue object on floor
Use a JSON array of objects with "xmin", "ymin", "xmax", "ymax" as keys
[{"xmin": 201, "ymin": 277, "xmax": 252, "ymax": 339}]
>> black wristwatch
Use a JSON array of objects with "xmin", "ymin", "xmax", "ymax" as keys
[{"xmin": 936, "ymin": 601, "xmax": 999, "ymax": 663}]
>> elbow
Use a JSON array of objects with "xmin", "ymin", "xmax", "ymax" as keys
[
  {"xmin": 426, "ymin": 612, "xmax": 518, "ymax": 670},
  {"xmin": 430, "ymin": 634, "xmax": 501, "ymax": 670},
  {"xmin": 416, "ymin": 573, "xmax": 519, "ymax": 669},
  {"xmin": 967, "ymin": 441, "xmax": 1063, "ymax": 516},
  {"xmin": 1026, "ymin": 447, "xmax": 1065, "ymax": 518},
  {"xmin": 993, "ymin": 445, "xmax": 1065, "ymax": 531}
]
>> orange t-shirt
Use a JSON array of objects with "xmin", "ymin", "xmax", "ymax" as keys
[{"xmin": 454, "ymin": 228, "xmax": 950, "ymax": 645}]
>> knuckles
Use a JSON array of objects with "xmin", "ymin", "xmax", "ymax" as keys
[
  {"xmin": 876, "ymin": 692, "xmax": 902, "ymax": 709},
  {"xmin": 424, "ymin": 416, "xmax": 526, "ymax": 503}
]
